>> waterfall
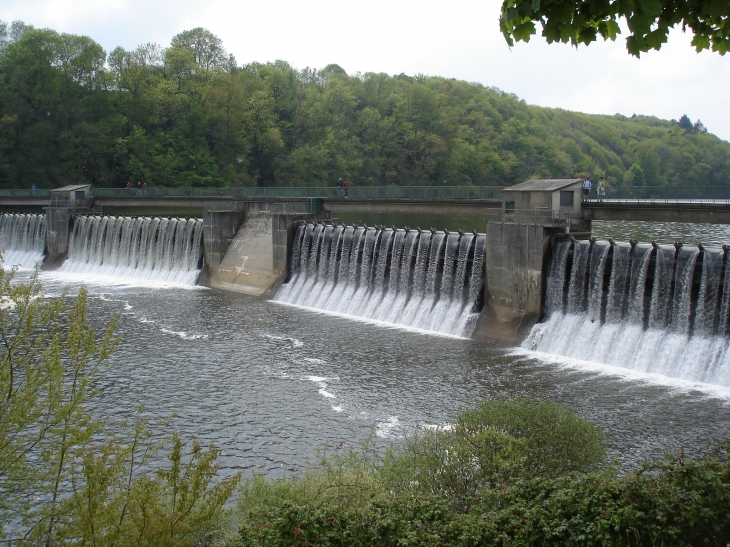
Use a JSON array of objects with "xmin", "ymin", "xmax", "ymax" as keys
[
  {"xmin": 525, "ymin": 239, "xmax": 730, "ymax": 388},
  {"xmin": 695, "ymin": 247, "xmax": 724, "ymax": 336},
  {"xmin": 0, "ymin": 213, "xmax": 46, "ymax": 270},
  {"xmin": 274, "ymin": 223, "xmax": 486, "ymax": 338},
  {"xmin": 60, "ymin": 215, "xmax": 204, "ymax": 285},
  {"xmin": 544, "ymin": 241, "xmax": 570, "ymax": 315}
]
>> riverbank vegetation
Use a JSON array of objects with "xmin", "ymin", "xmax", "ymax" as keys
[
  {"xmin": 230, "ymin": 402, "xmax": 730, "ymax": 547},
  {"xmin": 1, "ymin": 21, "xmax": 730, "ymax": 191},
  {"xmin": 0, "ymin": 266, "xmax": 238, "ymax": 545},
  {"xmin": 2, "ymin": 268, "xmax": 729, "ymax": 545}
]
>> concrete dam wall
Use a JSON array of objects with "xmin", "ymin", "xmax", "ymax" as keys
[{"xmin": 6, "ymin": 209, "xmax": 728, "ymax": 366}]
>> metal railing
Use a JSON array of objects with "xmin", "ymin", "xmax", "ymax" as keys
[
  {"xmin": 87, "ymin": 186, "xmax": 504, "ymax": 200},
  {"xmin": 504, "ymin": 208, "xmax": 583, "ymax": 226},
  {"xmin": 587, "ymin": 186, "xmax": 730, "ymax": 204},
  {"xmin": 2, "ymin": 185, "xmax": 730, "ymax": 203},
  {"xmin": 0, "ymin": 189, "xmax": 51, "ymax": 197}
]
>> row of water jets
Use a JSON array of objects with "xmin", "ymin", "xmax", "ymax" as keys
[
  {"xmin": 0, "ymin": 213, "xmax": 46, "ymax": 269},
  {"xmin": 275, "ymin": 223, "xmax": 486, "ymax": 338},
  {"xmin": 62, "ymin": 215, "xmax": 204, "ymax": 284},
  {"xmin": 3, "ymin": 213, "xmax": 730, "ymax": 386},
  {"xmin": 526, "ymin": 239, "xmax": 730, "ymax": 387},
  {"xmin": 0, "ymin": 213, "xmax": 204, "ymax": 284}
]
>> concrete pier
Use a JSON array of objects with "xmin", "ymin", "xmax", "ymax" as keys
[
  {"xmin": 207, "ymin": 210, "xmax": 319, "ymax": 297},
  {"xmin": 474, "ymin": 222, "xmax": 557, "ymax": 343}
]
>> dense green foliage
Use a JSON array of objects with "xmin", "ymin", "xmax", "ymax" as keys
[
  {"xmin": 500, "ymin": 0, "xmax": 730, "ymax": 56},
  {"xmin": 233, "ymin": 402, "xmax": 730, "ymax": 546},
  {"xmin": 1, "ymin": 21, "xmax": 729, "ymax": 191}
]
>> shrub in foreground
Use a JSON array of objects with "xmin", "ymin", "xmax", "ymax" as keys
[{"xmin": 233, "ymin": 401, "xmax": 730, "ymax": 547}]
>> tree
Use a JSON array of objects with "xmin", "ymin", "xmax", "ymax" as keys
[
  {"xmin": 0, "ymin": 266, "xmax": 238, "ymax": 544},
  {"xmin": 499, "ymin": 0, "xmax": 730, "ymax": 56},
  {"xmin": 678, "ymin": 114, "xmax": 694, "ymax": 131},
  {"xmin": 380, "ymin": 399, "xmax": 606, "ymax": 509},
  {"xmin": 170, "ymin": 28, "xmax": 229, "ymax": 76}
]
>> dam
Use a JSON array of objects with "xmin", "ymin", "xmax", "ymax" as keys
[
  {"xmin": 2, "ymin": 186, "xmax": 730, "ymax": 477},
  {"xmin": 2, "ymin": 179, "xmax": 730, "ymax": 390}
]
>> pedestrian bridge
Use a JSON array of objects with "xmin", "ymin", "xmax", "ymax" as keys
[{"xmin": 1, "ymin": 186, "xmax": 729, "ymax": 224}]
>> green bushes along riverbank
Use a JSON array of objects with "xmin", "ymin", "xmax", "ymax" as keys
[{"xmin": 230, "ymin": 400, "xmax": 730, "ymax": 547}]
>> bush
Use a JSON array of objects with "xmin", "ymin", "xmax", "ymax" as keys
[
  {"xmin": 233, "ymin": 401, "xmax": 730, "ymax": 547},
  {"xmin": 379, "ymin": 398, "xmax": 606, "ymax": 509}
]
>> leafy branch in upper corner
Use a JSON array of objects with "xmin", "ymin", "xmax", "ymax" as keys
[{"xmin": 500, "ymin": 0, "xmax": 730, "ymax": 56}]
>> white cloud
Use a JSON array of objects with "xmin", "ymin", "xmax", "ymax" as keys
[{"xmin": 2, "ymin": 0, "xmax": 729, "ymax": 141}]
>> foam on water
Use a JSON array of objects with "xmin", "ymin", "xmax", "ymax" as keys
[
  {"xmin": 0, "ymin": 213, "xmax": 46, "ymax": 270},
  {"xmin": 525, "ymin": 240, "xmax": 730, "ymax": 389},
  {"xmin": 160, "ymin": 328, "xmax": 208, "ymax": 341},
  {"xmin": 376, "ymin": 416, "xmax": 401, "ymax": 438},
  {"xmin": 275, "ymin": 224, "xmax": 485, "ymax": 338}
]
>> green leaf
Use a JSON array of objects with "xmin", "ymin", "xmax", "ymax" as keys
[
  {"xmin": 627, "ymin": 13, "xmax": 651, "ymax": 35},
  {"xmin": 691, "ymin": 34, "xmax": 711, "ymax": 52},
  {"xmin": 513, "ymin": 21, "xmax": 537, "ymax": 42},
  {"xmin": 639, "ymin": 0, "xmax": 663, "ymax": 18},
  {"xmin": 626, "ymin": 35, "xmax": 643, "ymax": 56},
  {"xmin": 543, "ymin": 24, "xmax": 563, "ymax": 43},
  {"xmin": 645, "ymin": 28, "xmax": 668, "ymax": 50},
  {"xmin": 578, "ymin": 27, "xmax": 598, "ymax": 45},
  {"xmin": 604, "ymin": 19, "xmax": 621, "ymax": 40}
]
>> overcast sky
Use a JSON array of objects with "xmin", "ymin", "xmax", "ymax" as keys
[{"xmin": 4, "ymin": 0, "xmax": 730, "ymax": 142}]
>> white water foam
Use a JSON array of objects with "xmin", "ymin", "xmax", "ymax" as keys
[
  {"xmin": 271, "ymin": 300, "xmax": 471, "ymax": 340},
  {"xmin": 509, "ymin": 346, "xmax": 730, "ymax": 399},
  {"xmin": 264, "ymin": 334, "xmax": 304, "ymax": 347},
  {"xmin": 160, "ymin": 328, "xmax": 208, "ymax": 341},
  {"xmin": 376, "ymin": 416, "xmax": 401, "ymax": 438},
  {"xmin": 274, "ymin": 225, "xmax": 485, "ymax": 339},
  {"xmin": 524, "ymin": 240, "xmax": 730, "ymax": 391}
]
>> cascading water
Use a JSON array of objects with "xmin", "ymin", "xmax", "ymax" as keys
[
  {"xmin": 0, "ymin": 213, "xmax": 46, "ymax": 269},
  {"xmin": 60, "ymin": 215, "xmax": 204, "ymax": 285},
  {"xmin": 275, "ymin": 223, "xmax": 485, "ymax": 338},
  {"xmin": 525, "ymin": 239, "xmax": 730, "ymax": 387}
]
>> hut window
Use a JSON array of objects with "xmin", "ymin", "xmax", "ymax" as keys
[{"xmin": 560, "ymin": 191, "xmax": 573, "ymax": 206}]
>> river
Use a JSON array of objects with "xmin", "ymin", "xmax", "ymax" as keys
[{"xmin": 4, "ymin": 217, "xmax": 730, "ymax": 479}]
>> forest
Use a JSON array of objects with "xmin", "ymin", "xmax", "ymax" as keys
[{"xmin": 1, "ymin": 20, "xmax": 729, "ymax": 190}]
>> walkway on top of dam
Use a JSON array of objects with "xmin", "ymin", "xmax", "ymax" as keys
[{"xmin": 1, "ymin": 185, "xmax": 730, "ymax": 223}]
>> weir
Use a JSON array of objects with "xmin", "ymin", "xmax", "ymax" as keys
[
  {"xmin": 60, "ymin": 216, "xmax": 205, "ymax": 285},
  {"xmin": 526, "ymin": 239, "xmax": 730, "ymax": 387},
  {"xmin": 0, "ymin": 213, "xmax": 46, "ymax": 269},
  {"xmin": 274, "ymin": 223, "xmax": 486, "ymax": 337},
  {"xmin": 2, "ymin": 178, "xmax": 730, "ymax": 391}
]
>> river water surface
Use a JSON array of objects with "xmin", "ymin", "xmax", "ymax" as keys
[
  {"xmin": 5, "ymin": 218, "xmax": 730, "ymax": 479},
  {"xmin": 19, "ymin": 280, "xmax": 727, "ymax": 480}
]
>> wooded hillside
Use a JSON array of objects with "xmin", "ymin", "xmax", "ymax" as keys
[{"xmin": 1, "ymin": 21, "xmax": 728, "ymax": 190}]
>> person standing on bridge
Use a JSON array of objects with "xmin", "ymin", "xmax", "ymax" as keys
[
  {"xmin": 343, "ymin": 179, "xmax": 350, "ymax": 198},
  {"xmin": 136, "ymin": 181, "xmax": 142, "ymax": 196},
  {"xmin": 337, "ymin": 177, "xmax": 343, "ymax": 197},
  {"xmin": 597, "ymin": 177, "xmax": 605, "ymax": 202},
  {"xmin": 582, "ymin": 177, "xmax": 592, "ymax": 201},
  {"xmin": 142, "ymin": 182, "xmax": 148, "ymax": 196}
]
